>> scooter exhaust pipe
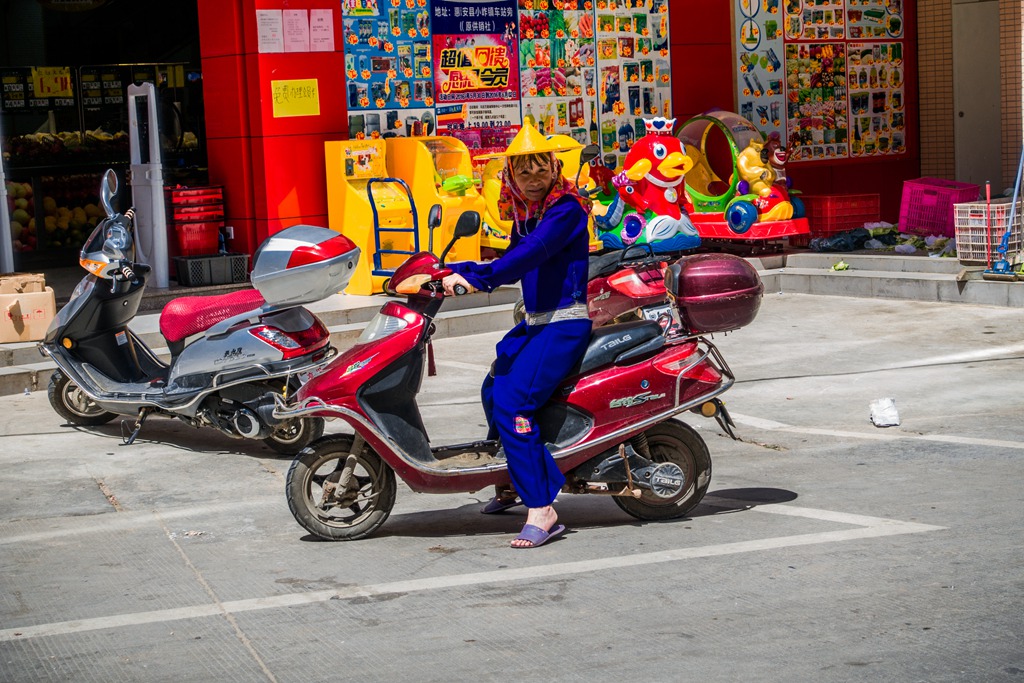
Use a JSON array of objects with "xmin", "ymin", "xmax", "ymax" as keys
[{"xmin": 233, "ymin": 408, "xmax": 264, "ymax": 439}]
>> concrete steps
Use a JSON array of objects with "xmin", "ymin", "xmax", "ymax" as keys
[{"xmin": 754, "ymin": 253, "xmax": 1024, "ymax": 308}]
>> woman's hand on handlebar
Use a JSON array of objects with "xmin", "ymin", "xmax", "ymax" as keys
[{"xmin": 442, "ymin": 273, "xmax": 474, "ymax": 296}]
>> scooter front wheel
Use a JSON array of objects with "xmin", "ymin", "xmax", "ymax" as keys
[
  {"xmin": 286, "ymin": 434, "xmax": 396, "ymax": 541},
  {"xmin": 613, "ymin": 419, "xmax": 712, "ymax": 521},
  {"xmin": 47, "ymin": 371, "xmax": 117, "ymax": 426}
]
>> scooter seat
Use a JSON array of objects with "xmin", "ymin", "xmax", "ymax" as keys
[
  {"xmin": 160, "ymin": 288, "xmax": 266, "ymax": 343},
  {"xmin": 572, "ymin": 320, "xmax": 664, "ymax": 376}
]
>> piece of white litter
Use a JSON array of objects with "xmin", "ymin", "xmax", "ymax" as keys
[{"xmin": 870, "ymin": 398, "xmax": 900, "ymax": 427}]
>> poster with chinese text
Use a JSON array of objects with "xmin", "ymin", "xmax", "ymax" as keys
[{"xmin": 432, "ymin": 0, "xmax": 520, "ymax": 154}]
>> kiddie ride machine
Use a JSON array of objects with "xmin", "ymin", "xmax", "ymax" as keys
[
  {"xmin": 325, "ymin": 136, "xmax": 485, "ymax": 295},
  {"xmin": 592, "ymin": 117, "xmax": 703, "ymax": 255},
  {"xmin": 677, "ymin": 109, "xmax": 810, "ymax": 248}
]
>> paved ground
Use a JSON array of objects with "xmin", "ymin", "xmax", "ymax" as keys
[{"xmin": 1, "ymin": 293, "xmax": 1022, "ymax": 682}]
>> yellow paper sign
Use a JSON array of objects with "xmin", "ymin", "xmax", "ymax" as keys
[
  {"xmin": 271, "ymin": 79, "xmax": 320, "ymax": 118},
  {"xmin": 31, "ymin": 66, "xmax": 73, "ymax": 98}
]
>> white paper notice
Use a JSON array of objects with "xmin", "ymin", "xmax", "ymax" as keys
[
  {"xmin": 310, "ymin": 9, "xmax": 335, "ymax": 52},
  {"xmin": 256, "ymin": 10, "xmax": 284, "ymax": 53},
  {"xmin": 284, "ymin": 9, "xmax": 309, "ymax": 53}
]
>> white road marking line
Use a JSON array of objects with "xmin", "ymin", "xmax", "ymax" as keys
[
  {"xmin": 880, "ymin": 343, "xmax": 1024, "ymax": 369},
  {"xmin": 0, "ymin": 504, "xmax": 943, "ymax": 643},
  {"xmin": 729, "ymin": 412, "xmax": 1024, "ymax": 450}
]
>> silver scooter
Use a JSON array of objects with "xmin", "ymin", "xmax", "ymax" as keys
[{"xmin": 39, "ymin": 170, "xmax": 361, "ymax": 454}]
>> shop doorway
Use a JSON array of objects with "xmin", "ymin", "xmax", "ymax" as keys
[{"xmin": 952, "ymin": 0, "xmax": 1001, "ymax": 190}]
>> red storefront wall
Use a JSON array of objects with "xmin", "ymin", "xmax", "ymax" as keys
[{"xmin": 197, "ymin": 0, "xmax": 347, "ymax": 257}]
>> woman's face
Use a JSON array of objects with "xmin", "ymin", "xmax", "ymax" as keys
[{"xmin": 510, "ymin": 153, "xmax": 557, "ymax": 203}]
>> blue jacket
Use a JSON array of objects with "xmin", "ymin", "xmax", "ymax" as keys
[{"xmin": 450, "ymin": 196, "xmax": 589, "ymax": 314}]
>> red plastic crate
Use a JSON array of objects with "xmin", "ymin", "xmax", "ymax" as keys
[
  {"xmin": 165, "ymin": 186, "xmax": 224, "ymax": 206},
  {"xmin": 803, "ymin": 193, "xmax": 881, "ymax": 236},
  {"xmin": 175, "ymin": 221, "xmax": 221, "ymax": 256},
  {"xmin": 899, "ymin": 178, "xmax": 980, "ymax": 238},
  {"xmin": 172, "ymin": 204, "xmax": 225, "ymax": 222}
]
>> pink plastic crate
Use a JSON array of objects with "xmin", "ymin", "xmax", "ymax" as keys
[{"xmin": 899, "ymin": 178, "xmax": 980, "ymax": 238}]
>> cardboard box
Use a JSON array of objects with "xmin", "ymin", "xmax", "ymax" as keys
[
  {"xmin": 0, "ymin": 272, "xmax": 46, "ymax": 294},
  {"xmin": 0, "ymin": 287, "xmax": 56, "ymax": 343}
]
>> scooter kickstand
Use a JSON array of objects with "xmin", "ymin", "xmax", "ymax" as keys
[
  {"xmin": 713, "ymin": 400, "xmax": 738, "ymax": 440},
  {"xmin": 121, "ymin": 409, "xmax": 152, "ymax": 445}
]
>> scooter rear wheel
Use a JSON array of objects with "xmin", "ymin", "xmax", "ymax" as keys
[
  {"xmin": 47, "ymin": 371, "xmax": 117, "ymax": 426},
  {"xmin": 286, "ymin": 434, "xmax": 396, "ymax": 541},
  {"xmin": 263, "ymin": 417, "xmax": 325, "ymax": 455},
  {"xmin": 613, "ymin": 419, "xmax": 712, "ymax": 521}
]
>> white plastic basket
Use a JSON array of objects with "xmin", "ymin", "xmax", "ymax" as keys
[{"xmin": 954, "ymin": 197, "xmax": 1023, "ymax": 265}]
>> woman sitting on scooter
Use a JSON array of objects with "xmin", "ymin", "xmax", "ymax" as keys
[{"xmin": 442, "ymin": 122, "xmax": 592, "ymax": 549}]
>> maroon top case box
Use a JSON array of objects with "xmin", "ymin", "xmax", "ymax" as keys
[{"xmin": 664, "ymin": 254, "xmax": 764, "ymax": 335}]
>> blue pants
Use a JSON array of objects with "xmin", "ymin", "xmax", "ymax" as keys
[{"xmin": 481, "ymin": 319, "xmax": 592, "ymax": 508}]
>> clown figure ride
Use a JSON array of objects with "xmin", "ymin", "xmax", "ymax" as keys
[{"xmin": 594, "ymin": 118, "xmax": 702, "ymax": 254}]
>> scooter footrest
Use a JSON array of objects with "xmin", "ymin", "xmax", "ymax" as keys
[
  {"xmin": 432, "ymin": 439, "xmax": 499, "ymax": 459},
  {"xmin": 430, "ymin": 451, "xmax": 506, "ymax": 470}
]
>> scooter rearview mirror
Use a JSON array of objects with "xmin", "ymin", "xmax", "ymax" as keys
[
  {"xmin": 427, "ymin": 204, "xmax": 442, "ymax": 230},
  {"xmin": 453, "ymin": 210, "xmax": 481, "ymax": 238},
  {"xmin": 99, "ymin": 169, "xmax": 118, "ymax": 218},
  {"xmin": 427, "ymin": 203, "xmax": 443, "ymax": 254}
]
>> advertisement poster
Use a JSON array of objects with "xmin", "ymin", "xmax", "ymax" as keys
[
  {"xmin": 341, "ymin": 0, "xmax": 435, "ymax": 139},
  {"xmin": 784, "ymin": 0, "xmax": 845, "ymax": 41},
  {"xmin": 785, "ymin": 42, "xmax": 848, "ymax": 161},
  {"xmin": 432, "ymin": 0, "xmax": 520, "ymax": 150},
  {"xmin": 518, "ymin": 0, "xmax": 599, "ymax": 151},
  {"xmin": 846, "ymin": 0, "xmax": 903, "ymax": 40},
  {"xmin": 735, "ymin": 0, "xmax": 785, "ymax": 139},
  {"xmin": 593, "ymin": 0, "xmax": 672, "ymax": 170},
  {"xmin": 737, "ymin": 0, "xmax": 907, "ymax": 163},
  {"xmin": 848, "ymin": 41, "xmax": 906, "ymax": 157}
]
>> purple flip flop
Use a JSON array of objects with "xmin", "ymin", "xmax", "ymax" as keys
[
  {"xmin": 511, "ymin": 523, "xmax": 566, "ymax": 549},
  {"xmin": 481, "ymin": 496, "xmax": 523, "ymax": 514}
]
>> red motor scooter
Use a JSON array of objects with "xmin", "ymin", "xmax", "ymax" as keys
[{"xmin": 276, "ymin": 212, "xmax": 762, "ymax": 541}]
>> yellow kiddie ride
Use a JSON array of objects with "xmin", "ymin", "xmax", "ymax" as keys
[
  {"xmin": 325, "ymin": 136, "xmax": 486, "ymax": 295},
  {"xmin": 324, "ymin": 139, "xmax": 425, "ymax": 295},
  {"xmin": 385, "ymin": 135, "xmax": 484, "ymax": 264}
]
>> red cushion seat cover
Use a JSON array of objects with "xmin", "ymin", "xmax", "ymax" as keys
[{"xmin": 159, "ymin": 289, "xmax": 266, "ymax": 343}]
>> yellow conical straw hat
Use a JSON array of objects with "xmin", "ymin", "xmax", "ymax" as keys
[{"xmin": 475, "ymin": 121, "xmax": 583, "ymax": 160}]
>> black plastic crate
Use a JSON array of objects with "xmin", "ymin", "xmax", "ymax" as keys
[{"xmin": 174, "ymin": 253, "xmax": 249, "ymax": 287}]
